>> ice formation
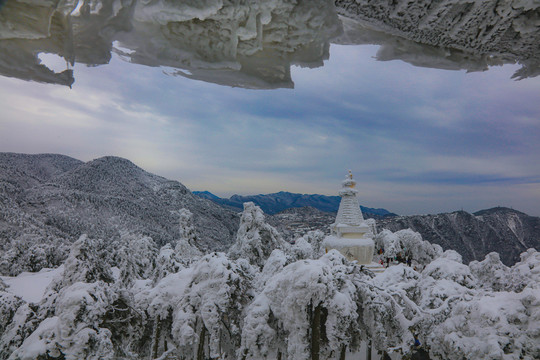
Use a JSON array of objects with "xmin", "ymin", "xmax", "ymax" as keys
[
  {"xmin": 1, "ymin": 0, "xmax": 539, "ymax": 88},
  {"xmin": 0, "ymin": 0, "xmax": 341, "ymax": 88},
  {"xmin": 335, "ymin": 0, "xmax": 540, "ymax": 79}
]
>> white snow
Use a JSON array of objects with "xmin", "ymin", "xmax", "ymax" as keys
[
  {"xmin": 13, "ymin": 316, "xmax": 61, "ymax": 360},
  {"xmin": 323, "ymin": 234, "xmax": 374, "ymax": 248},
  {"xmin": 0, "ymin": 266, "xmax": 64, "ymax": 303},
  {"xmin": 1, "ymin": 204, "xmax": 540, "ymax": 359}
]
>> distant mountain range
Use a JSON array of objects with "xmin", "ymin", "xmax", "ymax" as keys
[{"xmin": 193, "ymin": 190, "xmax": 397, "ymax": 218}]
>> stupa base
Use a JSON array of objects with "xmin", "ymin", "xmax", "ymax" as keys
[{"xmin": 363, "ymin": 262, "xmax": 386, "ymax": 274}]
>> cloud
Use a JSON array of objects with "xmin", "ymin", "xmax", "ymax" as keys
[{"xmin": 1, "ymin": 42, "xmax": 539, "ymax": 216}]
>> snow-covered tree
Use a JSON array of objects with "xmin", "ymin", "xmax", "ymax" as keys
[
  {"xmin": 1, "ymin": 219, "xmax": 539, "ymax": 360},
  {"xmin": 228, "ymin": 202, "xmax": 289, "ymax": 268},
  {"xmin": 153, "ymin": 209, "xmax": 203, "ymax": 283},
  {"xmin": 300, "ymin": 230, "xmax": 326, "ymax": 259},
  {"xmin": 422, "ymin": 250, "xmax": 476, "ymax": 288},
  {"xmin": 427, "ymin": 287, "xmax": 540, "ymax": 360},
  {"xmin": 369, "ymin": 247, "xmax": 540, "ymax": 360},
  {"xmin": 175, "ymin": 237, "xmax": 203, "ymax": 266},
  {"xmin": 355, "ymin": 267, "xmax": 415, "ymax": 356},
  {"xmin": 510, "ymin": 248, "xmax": 540, "ymax": 291},
  {"xmin": 0, "ymin": 237, "xmax": 70, "ymax": 276},
  {"xmin": 290, "ymin": 237, "xmax": 314, "ymax": 260},
  {"xmin": 9, "ymin": 282, "xmax": 117, "ymax": 360},
  {"xmin": 254, "ymin": 249, "xmax": 292, "ymax": 291},
  {"xmin": 424, "ymin": 249, "xmax": 540, "ymax": 360},
  {"xmin": 60, "ymin": 234, "xmax": 115, "ymax": 287},
  {"xmin": 374, "ymin": 229, "xmax": 403, "ymax": 260},
  {"xmin": 5, "ymin": 234, "xmax": 150, "ymax": 360},
  {"xmin": 172, "ymin": 253, "xmax": 255, "ymax": 360},
  {"xmin": 112, "ymin": 232, "xmax": 158, "ymax": 286},
  {"xmin": 0, "ymin": 291, "xmax": 24, "ymax": 338},
  {"xmin": 177, "ymin": 208, "xmax": 199, "ymax": 247},
  {"xmin": 7, "ymin": 235, "xmax": 118, "ymax": 359},
  {"xmin": 374, "ymin": 229, "xmax": 442, "ymax": 265},
  {"xmin": 0, "ymin": 303, "xmax": 39, "ymax": 359},
  {"xmin": 134, "ymin": 266, "xmax": 194, "ymax": 359},
  {"xmin": 469, "ymin": 252, "xmax": 512, "ymax": 291},
  {"xmin": 153, "ymin": 243, "xmax": 184, "ymax": 283},
  {"xmin": 241, "ymin": 250, "xmax": 368, "ymax": 360}
]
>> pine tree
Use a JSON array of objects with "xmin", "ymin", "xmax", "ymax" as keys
[
  {"xmin": 172, "ymin": 253, "xmax": 255, "ymax": 359},
  {"xmin": 228, "ymin": 202, "xmax": 289, "ymax": 268}
]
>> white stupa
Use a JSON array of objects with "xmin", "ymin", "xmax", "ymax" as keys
[{"xmin": 323, "ymin": 171, "xmax": 375, "ymax": 265}]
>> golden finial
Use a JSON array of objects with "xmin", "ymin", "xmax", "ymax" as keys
[{"xmin": 344, "ymin": 170, "xmax": 356, "ymax": 188}]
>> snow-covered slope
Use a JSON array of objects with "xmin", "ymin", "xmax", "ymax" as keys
[
  {"xmin": 379, "ymin": 208, "xmax": 540, "ymax": 265},
  {"xmin": 0, "ymin": 266, "xmax": 63, "ymax": 303},
  {"xmin": 0, "ymin": 153, "xmax": 239, "ymax": 275}
]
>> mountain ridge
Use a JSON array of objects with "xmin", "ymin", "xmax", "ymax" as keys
[
  {"xmin": 193, "ymin": 190, "xmax": 397, "ymax": 218},
  {"xmin": 0, "ymin": 153, "xmax": 240, "ymax": 274},
  {"xmin": 378, "ymin": 208, "xmax": 540, "ymax": 265}
]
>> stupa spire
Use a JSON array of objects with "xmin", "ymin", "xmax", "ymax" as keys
[{"xmin": 335, "ymin": 171, "xmax": 364, "ymax": 227}]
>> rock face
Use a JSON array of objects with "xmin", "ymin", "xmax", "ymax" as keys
[
  {"xmin": 335, "ymin": 0, "xmax": 540, "ymax": 79},
  {"xmin": 0, "ymin": 153, "xmax": 239, "ymax": 254},
  {"xmin": 379, "ymin": 208, "xmax": 540, "ymax": 265}
]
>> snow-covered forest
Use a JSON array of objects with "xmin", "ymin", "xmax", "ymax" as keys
[{"xmin": 1, "ymin": 202, "xmax": 539, "ymax": 360}]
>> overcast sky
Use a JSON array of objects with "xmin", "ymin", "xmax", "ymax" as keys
[{"xmin": 1, "ymin": 44, "xmax": 539, "ymax": 216}]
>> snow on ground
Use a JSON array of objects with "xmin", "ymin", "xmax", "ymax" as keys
[{"xmin": 0, "ymin": 265, "xmax": 63, "ymax": 302}]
